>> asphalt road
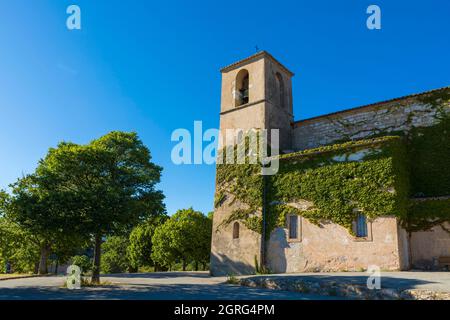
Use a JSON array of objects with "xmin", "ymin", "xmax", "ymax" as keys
[
  {"xmin": 0, "ymin": 272, "xmax": 339, "ymax": 300},
  {"xmin": 242, "ymin": 271, "xmax": 450, "ymax": 292}
]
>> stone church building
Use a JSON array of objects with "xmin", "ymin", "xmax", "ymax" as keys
[{"xmin": 210, "ymin": 51, "xmax": 450, "ymax": 275}]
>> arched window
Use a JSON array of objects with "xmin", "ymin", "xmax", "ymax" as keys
[
  {"xmin": 235, "ymin": 69, "xmax": 249, "ymax": 106},
  {"xmin": 275, "ymin": 72, "xmax": 285, "ymax": 109},
  {"xmin": 233, "ymin": 222, "xmax": 240, "ymax": 239}
]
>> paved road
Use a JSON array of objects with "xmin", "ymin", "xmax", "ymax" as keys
[
  {"xmin": 1, "ymin": 271, "xmax": 448, "ymax": 300},
  {"xmin": 241, "ymin": 271, "xmax": 450, "ymax": 293},
  {"xmin": 0, "ymin": 272, "xmax": 339, "ymax": 300}
]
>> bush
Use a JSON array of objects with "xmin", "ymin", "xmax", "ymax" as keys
[
  {"xmin": 151, "ymin": 208, "xmax": 212, "ymax": 271},
  {"xmin": 71, "ymin": 255, "xmax": 92, "ymax": 274},
  {"xmin": 128, "ymin": 215, "xmax": 168, "ymax": 270},
  {"xmin": 101, "ymin": 236, "xmax": 130, "ymax": 274}
]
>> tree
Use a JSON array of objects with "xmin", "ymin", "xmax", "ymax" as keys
[
  {"xmin": 1, "ymin": 177, "xmax": 84, "ymax": 274},
  {"xmin": 101, "ymin": 236, "xmax": 131, "ymax": 274},
  {"xmin": 151, "ymin": 222, "xmax": 178, "ymax": 270},
  {"xmin": 70, "ymin": 255, "xmax": 92, "ymax": 275},
  {"xmin": 0, "ymin": 214, "xmax": 40, "ymax": 274},
  {"xmin": 36, "ymin": 132, "xmax": 165, "ymax": 282},
  {"xmin": 151, "ymin": 208, "xmax": 211, "ymax": 271},
  {"xmin": 128, "ymin": 215, "xmax": 168, "ymax": 271},
  {"xmin": 50, "ymin": 234, "xmax": 89, "ymax": 274}
]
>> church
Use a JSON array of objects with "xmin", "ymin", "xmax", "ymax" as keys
[{"xmin": 210, "ymin": 51, "xmax": 450, "ymax": 275}]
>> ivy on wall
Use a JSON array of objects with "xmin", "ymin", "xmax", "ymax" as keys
[
  {"xmin": 405, "ymin": 198, "xmax": 450, "ymax": 233},
  {"xmin": 266, "ymin": 136, "xmax": 409, "ymax": 236},
  {"xmin": 216, "ymin": 136, "xmax": 409, "ymax": 236},
  {"xmin": 315, "ymin": 89, "xmax": 450, "ymax": 198},
  {"xmin": 214, "ymin": 88, "xmax": 450, "ymax": 236},
  {"xmin": 215, "ymin": 138, "xmax": 264, "ymax": 234},
  {"xmin": 407, "ymin": 116, "xmax": 450, "ymax": 197}
]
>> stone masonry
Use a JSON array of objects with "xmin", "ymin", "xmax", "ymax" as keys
[{"xmin": 210, "ymin": 51, "xmax": 450, "ymax": 276}]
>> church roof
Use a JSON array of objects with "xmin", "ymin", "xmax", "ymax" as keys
[{"xmin": 294, "ymin": 85, "xmax": 450, "ymax": 127}]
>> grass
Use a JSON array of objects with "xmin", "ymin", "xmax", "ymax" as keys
[{"xmin": 81, "ymin": 278, "xmax": 113, "ymax": 287}]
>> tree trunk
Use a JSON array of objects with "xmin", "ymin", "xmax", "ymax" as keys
[
  {"xmin": 91, "ymin": 234, "xmax": 102, "ymax": 284},
  {"xmin": 54, "ymin": 260, "xmax": 59, "ymax": 274},
  {"xmin": 34, "ymin": 261, "xmax": 39, "ymax": 274},
  {"xmin": 202, "ymin": 262, "xmax": 206, "ymax": 271},
  {"xmin": 194, "ymin": 261, "xmax": 199, "ymax": 271},
  {"xmin": 182, "ymin": 259, "xmax": 187, "ymax": 271},
  {"xmin": 38, "ymin": 244, "xmax": 50, "ymax": 275},
  {"xmin": 128, "ymin": 265, "xmax": 138, "ymax": 273}
]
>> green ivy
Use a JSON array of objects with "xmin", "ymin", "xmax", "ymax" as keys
[
  {"xmin": 407, "ymin": 116, "xmax": 450, "ymax": 197},
  {"xmin": 216, "ymin": 208, "xmax": 262, "ymax": 234},
  {"xmin": 404, "ymin": 198, "xmax": 450, "ymax": 233},
  {"xmin": 215, "ymin": 135, "xmax": 264, "ymax": 233},
  {"xmin": 216, "ymin": 136, "xmax": 409, "ymax": 236},
  {"xmin": 214, "ymin": 89, "xmax": 450, "ymax": 235},
  {"xmin": 266, "ymin": 136, "xmax": 409, "ymax": 236}
]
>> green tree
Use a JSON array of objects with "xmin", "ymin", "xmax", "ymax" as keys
[
  {"xmin": 151, "ymin": 208, "xmax": 211, "ymax": 271},
  {"xmin": 0, "ymin": 214, "xmax": 40, "ymax": 274},
  {"xmin": 1, "ymin": 177, "xmax": 84, "ymax": 274},
  {"xmin": 101, "ymin": 236, "xmax": 130, "ymax": 274},
  {"xmin": 70, "ymin": 255, "xmax": 92, "ymax": 275},
  {"xmin": 36, "ymin": 131, "xmax": 165, "ymax": 282},
  {"xmin": 151, "ymin": 222, "xmax": 178, "ymax": 270},
  {"xmin": 50, "ymin": 234, "xmax": 89, "ymax": 274},
  {"xmin": 128, "ymin": 215, "xmax": 168, "ymax": 271}
]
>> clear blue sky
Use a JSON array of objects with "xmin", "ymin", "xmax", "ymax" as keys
[{"xmin": 1, "ymin": 0, "xmax": 449, "ymax": 215}]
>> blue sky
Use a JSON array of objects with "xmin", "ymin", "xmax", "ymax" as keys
[{"xmin": 0, "ymin": 0, "xmax": 449, "ymax": 215}]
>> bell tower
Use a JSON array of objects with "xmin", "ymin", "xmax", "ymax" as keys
[
  {"xmin": 210, "ymin": 52, "xmax": 295, "ymax": 276},
  {"xmin": 219, "ymin": 51, "xmax": 294, "ymax": 151}
]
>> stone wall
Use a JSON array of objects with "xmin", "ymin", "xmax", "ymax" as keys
[
  {"xmin": 214, "ymin": 52, "xmax": 449, "ymax": 275},
  {"xmin": 397, "ymin": 226, "xmax": 411, "ymax": 270},
  {"xmin": 264, "ymin": 57, "xmax": 294, "ymax": 151},
  {"xmin": 266, "ymin": 216, "xmax": 405, "ymax": 273},
  {"xmin": 210, "ymin": 194, "xmax": 261, "ymax": 276},
  {"xmin": 410, "ymin": 222, "xmax": 450, "ymax": 269},
  {"xmin": 293, "ymin": 88, "xmax": 449, "ymax": 150}
]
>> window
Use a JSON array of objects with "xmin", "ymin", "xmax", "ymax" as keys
[
  {"xmin": 233, "ymin": 222, "xmax": 240, "ymax": 239},
  {"xmin": 275, "ymin": 72, "xmax": 285, "ymax": 109},
  {"xmin": 356, "ymin": 214, "xmax": 368, "ymax": 238},
  {"xmin": 287, "ymin": 215, "xmax": 300, "ymax": 240},
  {"xmin": 235, "ymin": 69, "xmax": 249, "ymax": 106}
]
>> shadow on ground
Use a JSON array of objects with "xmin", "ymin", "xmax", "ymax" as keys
[
  {"xmin": 242, "ymin": 274, "xmax": 435, "ymax": 291},
  {"xmin": 0, "ymin": 283, "xmax": 339, "ymax": 300}
]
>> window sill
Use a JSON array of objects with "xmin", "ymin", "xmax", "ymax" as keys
[{"xmin": 352, "ymin": 236, "xmax": 373, "ymax": 242}]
